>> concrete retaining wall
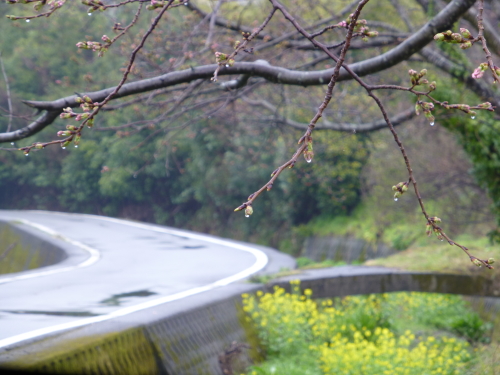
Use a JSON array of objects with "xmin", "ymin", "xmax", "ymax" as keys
[
  {"xmin": 3, "ymin": 267, "xmax": 499, "ymax": 374},
  {"xmin": 1, "ymin": 222, "xmax": 499, "ymax": 375},
  {"xmin": 0, "ymin": 220, "xmax": 67, "ymax": 275},
  {"xmin": 302, "ymin": 235, "xmax": 396, "ymax": 263}
]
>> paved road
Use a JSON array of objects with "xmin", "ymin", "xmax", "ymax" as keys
[{"xmin": 0, "ymin": 210, "xmax": 293, "ymax": 349}]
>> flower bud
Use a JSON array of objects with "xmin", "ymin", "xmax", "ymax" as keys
[
  {"xmin": 244, "ymin": 205, "xmax": 253, "ymax": 217},
  {"xmin": 460, "ymin": 41, "xmax": 472, "ymax": 49},
  {"xmin": 472, "ymin": 259, "xmax": 482, "ymax": 267},
  {"xmin": 304, "ymin": 150, "xmax": 314, "ymax": 163},
  {"xmin": 478, "ymin": 102, "xmax": 492, "ymax": 109},
  {"xmin": 35, "ymin": 143, "xmax": 44, "ymax": 149},
  {"xmin": 75, "ymin": 97, "xmax": 84, "ymax": 104},
  {"xmin": 415, "ymin": 103, "xmax": 421, "ymax": 116},
  {"xmin": 487, "ymin": 258, "xmax": 495, "ymax": 265},
  {"xmin": 460, "ymin": 28, "xmax": 471, "ymax": 39},
  {"xmin": 433, "ymin": 33, "xmax": 445, "ymax": 41}
]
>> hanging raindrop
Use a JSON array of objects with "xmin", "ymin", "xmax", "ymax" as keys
[
  {"xmin": 245, "ymin": 214, "xmax": 250, "ymax": 218},
  {"xmin": 430, "ymin": 122, "xmax": 435, "ymax": 126},
  {"xmin": 25, "ymin": 153, "xmax": 29, "ymax": 156},
  {"xmin": 394, "ymin": 198, "xmax": 398, "ymax": 201},
  {"xmin": 62, "ymin": 147, "xmax": 66, "ymax": 149},
  {"xmin": 88, "ymin": 13, "xmax": 92, "ymax": 16},
  {"xmin": 353, "ymin": 129, "xmax": 357, "ymax": 134},
  {"xmin": 26, "ymin": 19, "xmax": 30, "ymax": 23},
  {"xmin": 10, "ymin": 142, "xmax": 14, "ymax": 146},
  {"xmin": 184, "ymin": 2, "xmax": 188, "ymax": 5},
  {"xmin": 471, "ymin": 116, "xmax": 475, "ymax": 119},
  {"xmin": 74, "ymin": 145, "xmax": 78, "ymax": 148}
]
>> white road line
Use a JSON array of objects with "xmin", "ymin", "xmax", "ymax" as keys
[
  {"xmin": 0, "ymin": 211, "xmax": 268, "ymax": 350},
  {"xmin": 0, "ymin": 219, "xmax": 101, "ymax": 285}
]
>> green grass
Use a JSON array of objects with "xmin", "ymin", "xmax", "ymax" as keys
[{"xmin": 365, "ymin": 234, "xmax": 500, "ymax": 274}]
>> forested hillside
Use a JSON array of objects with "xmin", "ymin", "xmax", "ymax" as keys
[{"xmin": 0, "ymin": 0, "xmax": 498, "ymax": 252}]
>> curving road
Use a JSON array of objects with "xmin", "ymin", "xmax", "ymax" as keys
[{"xmin": 0, "ymin": 210, "xmax": 294, "ymax": 350}]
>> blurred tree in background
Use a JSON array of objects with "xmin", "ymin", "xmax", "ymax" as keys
[{"xmin": 0, "ymin": 0, "xmax": 499, "ymax": 252}]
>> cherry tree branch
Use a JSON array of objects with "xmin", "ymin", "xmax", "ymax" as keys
[{"xmin": 0, "ymin": 0, "xmax": 476, "ymax": 144}]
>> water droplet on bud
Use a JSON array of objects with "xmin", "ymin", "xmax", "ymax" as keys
[
  {"xmin": 245, "ymin": 214, "xmax": 250, "ymax": 218},
  {"xmin": 225, "ymin": 64, "xmax": 229, "ymax": 68},
  {"xmin": 430, "ymin": 122, "xmax": 435, "ymax": 126},
  {"xmin": 26, "ymin": 19, "xmax": 30, "ymax": 23},
  {"xmin": 10, "ymin": 142, "xmax": 14, "ymax": 146},
  {"xmin": 306, "ymin": 159, "xmax": 312, "ymax": 164},
  {"xmin": 74, "ymin": 145, "xmax": 78, "ymax": 148},
  {"xmin": 62, "ymin": 147, "xmax": 66, "ymax": 149},
  {"xmin": 471, "ymin": 116, "xmax": 475, "ymax": 119},
  {"xmin": 394, "ymin": 198, "xmax": 398, "ymax": 201},
  {"xmin": 25, "ymin": 153, "xmax": 29, "ymax": 156},
  {"xmin": 88, "ymin": 13, "xmax": 92, "ymax": 16}
]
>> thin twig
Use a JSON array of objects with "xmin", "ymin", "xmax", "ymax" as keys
[{"xmin": 234, "ymin": 0, "xmax": 370, "ymax": 213}]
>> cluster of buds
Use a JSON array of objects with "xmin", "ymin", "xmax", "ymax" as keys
[
  {"xmin": 303, "ymin": 138, "xmax": 314, "ymax": 163},
  {"xmin": 57, "ymin": 125, "xmax": 81, "ymax": 147},
  {"xmin": 59, "ymin": 96, "xmax": 97, "ymax": 126},
  {"xmin": 241, "ymin": 31, "xmax": 251, "ymax": 41},
  {"xmin": 6, "ymin": 0, "xmax": 65, "ymax": 11},
  {"xmin": 472, "ymin": 63, "xmax": 489, "ymax": 79},
  {"xmin": 472, "ymin": 258, "xmax": 495, "ymax": 268},
  {"xmin": 214, "ymin": 52, "xmax": 235, "ymax": 67},
  {"xmin": 76, "ymin": 36, "xmax": 111, "ymax": 57},
  {"xmin": 81, "ymin": 0, "xmax": 104, "ymax": 13},
  {"xmin": 414, "ymin": 100, "xmax": 435, "ymax": 125},
  {"xmin": 146, "ymin": 0, "xmax": 171, "ymax": 10},
  {"xmin": 392, "ymin": 181, "xmax": 408, "ymax": 201},
  {"xmin": 434, "ymin": 28, "xmax": 474, "ymax": 49},
  {"xmin": 408, "ymin": 69, "xmax": 429, "ymax": 86},
  {"xmin": 336, "ymin": 16, "xmax": 378, "ymax": 42},
  {"xmin": 425, "ymin": 216, "xmax": 442, "ymax": 239}
]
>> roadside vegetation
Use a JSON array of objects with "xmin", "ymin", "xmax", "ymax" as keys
[{"xmin": 242, "ymin": 282, "xmax": 498, "ymax": 375}]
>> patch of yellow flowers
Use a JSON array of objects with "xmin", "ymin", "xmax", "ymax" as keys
[{"xmin": 242, "ymin": 282, "xmax": 471, "ymax": 375}]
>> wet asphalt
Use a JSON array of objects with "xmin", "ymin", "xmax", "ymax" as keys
[{"xmin": 0, "ymin": 210, "xmax": 292, "ymax": 344}]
